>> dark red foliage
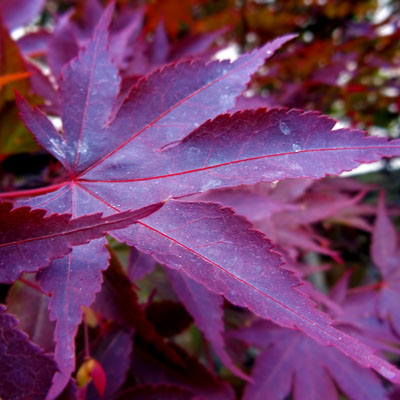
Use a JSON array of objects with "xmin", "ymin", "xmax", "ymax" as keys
[{"xmin": 1, "ymin": 1, "xmax": 400, "ymax": 399}]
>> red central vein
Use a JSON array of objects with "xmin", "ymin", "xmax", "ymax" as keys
[
  {"xmin": 77, "ymin": 50, "xmax": 269, "ymax": 179},
  {"xmin": 74, "ymin": 185, "xmax": 394, "ymax": 370},
  {"xmin": 138, "ymin": 220, "xmax": 339, "ymax": 337},
  {"xmin": 78, "ymin": 145, "xmax": 400, "ymax": 184},
  {"xmin": 75, "ymin": 182, "xmax": 120, "ymax": 212},
  {"xmin": 73, "ymin": 35, "xmax": 102, "ymax": 172}
]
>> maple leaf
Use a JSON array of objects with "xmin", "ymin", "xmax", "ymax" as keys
[
  {"xmin": 371, "ymin": 192, "xmax": 400, "ymax": 335},
  {"xmin": 196, "ymin": 179, "xmax": 368, "ymax": 261},
  {"xmin": 127, "ymin": 246, "xmax": 156, "ymax": 281},
  {"xmin": 167, "ymin": 268, "xmax": 248, "ymax": 380},
  {"xmin": 231, "ymin": 320, "xmax": 388, "ymax": 400},
  {"xmin": 47, "ymin": 0, "xmax": 144, "ymax": 78},
  {"xmin": 10, "ymin": 2, "xmax": 400, "ymax": 394},
  {"xmin": 0, "ymin": 305, "xmax": 57, "ymax": 400},
  {"xmin": 0, "ymin": 0, "xmax": 45, "ymax": 31},
  {"xmin": 92, "ymin": 247, "xmax": 186, "ymax": 366},
  {"xmin": 0, "ymin": 201, "xmax": 162, "ymax": 283}
]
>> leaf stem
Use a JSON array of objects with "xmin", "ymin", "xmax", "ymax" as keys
[{"xmin": 0, "ymin": 182, "xmax": 68, "ymax": 199}]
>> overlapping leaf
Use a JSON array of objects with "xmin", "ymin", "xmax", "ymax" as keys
[
  {"xmin": 167, "ymin": 268, "xmax": 247, "ymax": 380},
  {"xmin": 371, "ymin": 192, "xmax": 400, "ymax": 335},
  {"xmin": 0, "ymin": 201, "xmax": 162, "ymax": 283},
  {"xmin": 0, "ymin": 0, "xmax": 45, "ymax": 31},
  {"xmin": 13, "ymin": 3, "xmax": 400, "ymax": 393},
  {"xmin": 0, "ymin": 305, "xmax": 57, "ymax": 400}
]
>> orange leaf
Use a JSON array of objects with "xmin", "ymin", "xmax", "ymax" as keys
[{"xmin": 0, "ymin": 71, "xmax": 32, "ymax": 89}]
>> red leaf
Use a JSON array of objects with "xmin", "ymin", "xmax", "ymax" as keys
[
  {"xmin": 119, "ymin": 200, "xmax": 400, "ymax": 382},
  {"xmin": 0, "ymin": 201, "xmax": 162, "ymax": 283},
  {"xmin": 11, "ymin": 2, "xmax": 400, "ymax": 389},
  {"xmin": 0, "ymin": 305, "xmax": 57, "ymax": 400}
]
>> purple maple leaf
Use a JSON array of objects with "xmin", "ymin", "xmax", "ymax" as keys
[
  {"xmin": 0, "ymin": 0, "xmax": 45, "ymax": 31},
  {"xmin": 231, "ymin": 320, "xmax": 388, "ymax": 400},
  {"xmin": 9, "ymin": 2, "xmax": 400, "ymax": 394},
  {"xmin": 371, "ymin": 192, "xmax": 400, "ymax": 335},
  {"xmin": 166, "ymin": 268, "xmax": 247, "ymax": 380}
]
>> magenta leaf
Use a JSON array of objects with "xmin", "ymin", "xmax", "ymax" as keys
[
  {"xmin": 92, "ymin": 248, "xmax": 185, "ymax": 366},
  {"xmin": 0, "ymin": 305, "xmax": 57, "ymax": 400},
  {"xmin": 0, "ymin": 201, "xmax": 162, "ymax": 283},
  {"xmin": 166, "ymin": 268, "xmax": 248, "ymax": 380},
  {"xmin": 371, "ymin": 192, "xmax": 400, "ymax": 335},
  {"xmin": 231, "ymin": 320, "xmax": 388, "ymax": 400},
  {"xmin": 117, "ymin": 200, "xmax": 400, "ymax": 382},
  {"xmin": 128, "ymin": 247, "xmax": 156, "ymax": 281},
  {"xmin": 41, "ymin": 239, "xmax": 109, "ymax": 400},
  {"xmin": 12, "ymin": 2, "xmax": 400, "ymax": 388},
  {"xmin": 372, "ymin": 192, "xmax": 399, "ymax": 276},
  {"xmin": 0, "ymin": 0, "xmax": 45, "ymax": 30},
  {"xmin": 47, "ymin": 12, "xmax": 80, "ymax": 79},
  {"xmin": 77, "ymin": 109, "xmax": 400, "ymax": 212}
]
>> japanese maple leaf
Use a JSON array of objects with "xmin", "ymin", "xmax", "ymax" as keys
[
  {"xmin": 47, "ymin": 0, "xmax": 144, "ymax": 77},
  {"xmin": 166, "ymin": 268, "xmax": 248, "ymax": 380},
  {"xmin": 196, "ymin": 179, "xmax": 367, "ymax": 261},
  {"xmin": 230, "ymin": 320, "xmax": 388, "ymax": 400},
  {"xmin": 9, "ymin": 3, "xmax": 400, "ymax": 396},
  {"xmin": 371, "ymin": 192, "xmax": 400, "ymax": 335},
  {"xmin": 0, "ymin": 305, "xmax": 57, "ymax": 400},
  {"xmin": 0, "ymin": 201, "xmax": 162, "ymax": 283}
]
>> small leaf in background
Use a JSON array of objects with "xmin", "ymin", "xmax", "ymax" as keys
[
  {"xmin": 231, "ymin": 320, "xmax": 387, "ymax": 400},
  {"xmin": 0, "ymin": 304, "xmax": 57, "ymax": 400},
  {"xmin": 0, "ymin": 0, "xmax": 45, "ymax": 31},
  {"xmin": 0, "ymin": 71, "xmax": 31, "ymax": 89}
]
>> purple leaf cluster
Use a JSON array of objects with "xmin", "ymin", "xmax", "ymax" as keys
[{"xmin": 1, "ymin": 1, "xmax": 400, "ymax": 399}]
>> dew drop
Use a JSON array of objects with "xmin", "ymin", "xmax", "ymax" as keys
[
  {"xmin": 292, "ymin": 143, "xmax": 301, "ymax": 152},
  {"xmin": 279, "ymin": 121, "xmax": 291, "ymax": 135}
]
